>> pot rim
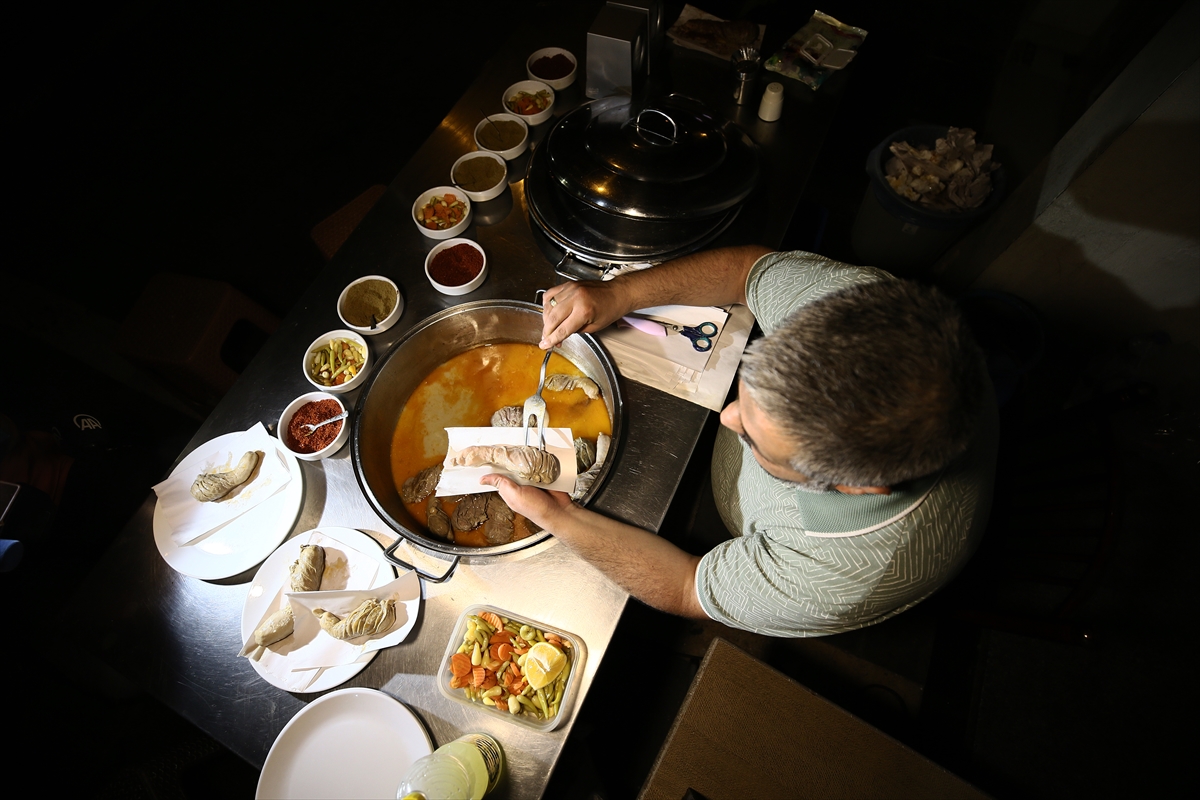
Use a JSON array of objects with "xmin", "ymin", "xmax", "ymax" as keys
[{"xmin": 349, "ymin": 299, "xmax": 623, "ymax": 560}]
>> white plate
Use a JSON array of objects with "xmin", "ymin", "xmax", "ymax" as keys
[
  {"xmin": 257, "ymin": 688, "xmax": 432, "ymax": 800},
  {"xmin": 242, "ymin": 527, "xmax": 402, "ymax": 693},
  {"xmin": 153, "ymin": 432, "xmax": 304, "ymax": 580}
]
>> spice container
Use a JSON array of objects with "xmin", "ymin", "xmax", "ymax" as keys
[
  {"xmin": 451, "ymin": 152, "xmax": 508, "ymax": 203},
  {"xmin": 436, "ymin": 604, "xmax": 587, "ymax": 732},
  {"xmin": 278, "ymin": 391, "xmax": 348, "ymax": 461},
  {"xmin": 337, "ymin": 275, "xmax": 402, "ymax": 336},
  {"xmin": 424, "ymin": 239, "xmax": 488, "ymax": 296},
  {"xmin": 474, "ymin": 114, "xmax": 529, "ymax": 161},
  {"xmin": 526, "ymin": 47, "xmax": 577, "ymax": 90}
]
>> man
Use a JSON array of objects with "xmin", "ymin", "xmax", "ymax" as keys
[{"xmin": 482, "ymin": 245, "xmax": 997, "ymax": 636}]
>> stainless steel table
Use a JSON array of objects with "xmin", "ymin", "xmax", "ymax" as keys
[{"xmin": 76, "ymin": 4, "xmax": 841, "ymax": 797}]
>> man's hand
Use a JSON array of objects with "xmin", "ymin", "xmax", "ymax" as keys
[
  {"xmin": 479, "ymin": 473, "xmax": 575, "ymax": 529},
  {"xmin": 539, "ymin": 281, "xmax": 628, "ymax": 350}
]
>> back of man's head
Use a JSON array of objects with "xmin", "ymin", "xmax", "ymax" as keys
[{"xmin": 740, "ymin": 278, "xmax": 988, "ymax": 487}]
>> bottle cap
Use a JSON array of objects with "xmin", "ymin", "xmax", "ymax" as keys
[{"xmin": 758, "ymin": 82, "xmax": 784, "ymax": 122}]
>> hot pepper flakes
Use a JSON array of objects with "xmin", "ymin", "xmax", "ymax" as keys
[
  {"xmin": 429, "ymin": 244, "xmax": 484, "ymax": 287},
  {"xmin": 286, "ymin": 399, "xmax": 343, "ymax": 454}
]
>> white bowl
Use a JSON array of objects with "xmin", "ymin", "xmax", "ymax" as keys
[
  {"xmin": 501, "ymin": 80, "xmax": 555, "ymax": 126},
  {"xmin": 412, "ymin": 186, "xmax": 472, "ymax": 240},
  {"xmin": 336, "ymin": 275, "xmax": 403, "ymax": 335},
  {"xmin": 424, "ymin": 238, "xmax": 488, "ymax": 296},
  {"xmin": 526, "ymin": 47, "xmax": 577, "ymax": 91},
  {"xmin": 278, "ymin": 391, "xmax": 348, "ymax": 461},
  {"xmin": 474, "ymin": 114, "xmax": 529, "ymax": 160},
  {"xmin": 450, "ymin": 151, "xmax": 508, "ymax": 203},
  {"xmin": 302, "ymin": 329, "xmax": 370, "ymax": 394}
]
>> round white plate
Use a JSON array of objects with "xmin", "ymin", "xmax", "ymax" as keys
[
  {"xmin": 242, "ymin": 527, "xmax": 400, "ymax": 693},
  {"xmin": 256, "ymin": 688, "xmax": 432, "ymax": 800},
  {"xmin": 153, "ymin": 432, "xmax": 304, "ymax": 580}
]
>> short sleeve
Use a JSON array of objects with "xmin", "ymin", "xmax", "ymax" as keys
[{"xmin": 745, "ymin": 251, "xmax": 893, "ymax": 333}]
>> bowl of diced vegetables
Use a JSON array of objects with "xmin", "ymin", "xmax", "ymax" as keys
[
  {"xmin": 301, "ymin": 329, "xmax": 370, "ymax": 394},
  {"xmin": 501, "ymin": 80, "xmax": 555, "ymax": 126},
  {"xmin": 412, "ymin": 186, "xmax": 472, "ymax": 240},
  {"xmin": 437, "ymin": 605, "xmax": 586, "ymax": 732}
]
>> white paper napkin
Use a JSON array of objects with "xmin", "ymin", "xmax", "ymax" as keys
[
  {"xmin": 286, "ymin": 573, "xmax": 420, "ymax": 669},
  {"xmin": 153, "ymin": 423, "xmax": 293, "ymax": 546},
  {"xmin": 436, "ymin": 427, "xmax": 578, "ymax": 496},
  {"xmin": 602, "ymin": 304, "xmax": 729, "ymax": 372}
]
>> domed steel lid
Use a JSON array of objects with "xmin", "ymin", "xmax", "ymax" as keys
[{"xmin": 544, "ymin": 94, "xmax": 759, "ymax": 221}]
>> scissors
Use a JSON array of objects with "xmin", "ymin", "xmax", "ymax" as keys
[{"xmin": 621, "ymin": 316, "xmax": 719, "ymax": 352}]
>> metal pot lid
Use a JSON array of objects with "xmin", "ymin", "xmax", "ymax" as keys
[{"xmin": 545, "ymin": 94, "xmax": 760, "ymax": 220}]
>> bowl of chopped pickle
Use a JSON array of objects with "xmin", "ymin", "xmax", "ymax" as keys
[
  {"xmin": 412, "ymin": 186, "xmax": 472, "ymax": 240},
  {"xmin": 451, "ymin": 151, "xmax": 508, "ymax": 203},
  {"xmin": 473, "ymin": 113, "xmax": 529, "ymax": 160},
  {"xmin": 302, "ymin": 329, "xmax": 370, "ymax": 394},
  {"xmin": 437, "ymin": 605, "xmax": 586, "ymax": 731},
  {"xmin": 501, "ymin": 80, "xmax": 555, "ymax": 126}
]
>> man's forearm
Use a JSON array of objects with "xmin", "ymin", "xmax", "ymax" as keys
[
  {"xmin": 546, "ymin": 503, "xmax": 708, "ymax": 619},
  {"xmin": 613, "ymin": 244, "xmax": 771, "ymax": 311}
]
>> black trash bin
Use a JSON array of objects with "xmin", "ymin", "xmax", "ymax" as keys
[{"xmin": 851, "ymin": 125, "xmax": 1004, "ymax": 275}]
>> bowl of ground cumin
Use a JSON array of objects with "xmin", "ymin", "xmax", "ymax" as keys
[
  {"xmin": 279, "ymin": 391, "xmax": 349, "ymax": 461},
  {"xmin": 337, "ymin": 275, "xmax": 403, "ymax": 335}
]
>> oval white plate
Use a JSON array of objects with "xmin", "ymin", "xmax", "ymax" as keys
[
  {"xmin": 256, "ymin": 688, "xmax": 432, "ymax": 800},
  {"xmin": 241, "ymin": 527, "xmax": 403, "ymax": 693},
  {"xmin": 153, "ymin": 431, "xmax": 304, "ymax": 580}
]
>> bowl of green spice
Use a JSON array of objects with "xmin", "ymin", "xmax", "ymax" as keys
[
  {"xmin": 474, "ymin": 113, "xmax": 529, "ymax": 160},
  {"xmin": 451, "ymin": 151, "xmax": 508, "ymax": 202},
  {"xmin": 337, "ymin": 275, "xmax": 403, "ymax": 335}
]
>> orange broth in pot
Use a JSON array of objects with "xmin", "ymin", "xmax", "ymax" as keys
[{"xmin": 390, "ymin": 343, "xmax": 612, "ymax": 547}]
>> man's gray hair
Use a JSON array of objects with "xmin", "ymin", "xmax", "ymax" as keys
[{"xmin": 739, "ymin": 279, "xmax": 987, "ymax": 487}]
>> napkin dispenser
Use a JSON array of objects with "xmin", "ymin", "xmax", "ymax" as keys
[
  {"xmin": 606, "ymin": 0, "xmax": 664, "ymax": 74},
  {"xmin": 586, "ymin": 4, "xmax": 647, "ymax": 99}
]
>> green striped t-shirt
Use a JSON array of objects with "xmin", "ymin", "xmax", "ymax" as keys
[{"xmin": 696, "ymin": 251, "xmax": 998, "ymax": 637}]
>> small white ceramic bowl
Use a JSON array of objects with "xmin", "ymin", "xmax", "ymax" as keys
[
  {"xmin": 412, "ymin": 186, "xmax": 472, "ymax": 240},
  {"xmin": 278, "ymin": 391, "xmax": 348, "ymax": 461},
  {"xmin": 501, "ymin": 79, "xmax": 555, "ymax": 126},
  {"xmin": 302, "ymin": 329, "xmax": 370, "ymax": 394},
  {"xmin": 526, "ymin": 47, "xmax": 577, "ymax": 91},
  {"xmin": 336, "ymin": 275, "xmax": 403, "ymax": 335},
  {"xmin": 450, "ymin": 151, "xmax": 508, "ymax": 203},
  {"xmin": 474, "ymin": 113, "xmax": 529, "ymax": 160},
  {"xmin": 424, "ymin": 238, "xmax": 488, "ymax": 296}
]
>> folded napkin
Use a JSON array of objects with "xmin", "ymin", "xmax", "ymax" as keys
[
  {"xmin": 154, "ymin": 423, "xmax": 293, "ymax": 546},
  {"xmin": 601, "ymin": 304, "xmax": 729, "ymax": 372},
  {"xmin": 436, "ymin": 427, "xmax": 578, "ymax": 496}
]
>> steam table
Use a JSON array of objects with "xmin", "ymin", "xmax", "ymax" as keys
[{"xmin": 76, "ymin": 5, "xmax": 842, "ymax": 797}]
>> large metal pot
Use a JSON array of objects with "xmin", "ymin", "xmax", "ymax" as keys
[
  {"xmin": 351, "ymin": 300, "xmax": 623, "ymax": 581},
  {"xmin": 526, "ymin": 93, "xmax": 760, "ymax": 278}
]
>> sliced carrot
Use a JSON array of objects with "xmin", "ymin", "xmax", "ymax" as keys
[
  {"xmin": 472, "ymin": 666, "xmax": 488, "ymax": 687},
  {"xmin": 495, "ymin": 642, "xmax": 513, "ymax": 662},
  {"xmin": 489, "ymin": 630, "xmax": 513, "ymax": 644},
  {"xmin": 508, "ymin": 662, "xmax": 521, "ymax": 677},
  {"xmin": 449, "ymin": 674, "xmax": 469, "ymax": 689},
  {"xmin": 450, "ymin": 652, "xmax": 472, "ymax": 677}
]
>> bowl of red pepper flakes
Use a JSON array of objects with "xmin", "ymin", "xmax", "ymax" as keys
[
  {"xmin": 424, "ymin": 238, "xmax": 488, "ymax": 296},
  {"xmin": 278, "ymin": 391, "xmax": 349, "ymax": 461},
  {"xmin": 526, "ymin": 47, "xmax": 577, "ymax": 91}
]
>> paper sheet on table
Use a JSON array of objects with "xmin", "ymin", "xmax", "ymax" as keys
[
  {"xmin": 597, "ymin": 303, "xmax": 755, "ymax": 412},
  {"xmin": 607, "ymin": 305, "xmax": 729, "ymax": 372},
  {"xmin": 286, "ymin": 572, "xmax": 420, "ymax": 669},
  {"xmin": 153, "ymin": 423, "xmax": 293, "ymax": 546},
  {"xmin": 437, "ymin": 427, "xmax": 577, "ymax": 495},
  {"xmin": 667, "ymin": 4, "xmax": 766, "ymax": 60}
]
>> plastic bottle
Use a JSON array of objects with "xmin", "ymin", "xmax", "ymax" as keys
[{"xmin": 397, "ymin": 733, "xmax": 503, "ymax": 800}]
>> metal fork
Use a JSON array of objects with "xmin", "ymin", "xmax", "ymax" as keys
[{"xmin": 523, "ymin": 350, "xmax": 553, "ymax": 449}]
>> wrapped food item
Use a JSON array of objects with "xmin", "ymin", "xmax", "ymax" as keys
[
  {"xmin": 190, "ymin": 451, "xmax": 260, "ymax": 502},
  {"xmin": 765, "ymin": 11, "xmax": 867, "ymax": 91}
]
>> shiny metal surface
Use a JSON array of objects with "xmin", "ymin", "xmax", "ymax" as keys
[
  {"xmin": 75, "ymin": 4, "xmax": 842, "ymax": 798},
  {"xmin": 544, "ymin": 95, "xmax": 760, "ymax": 219},
  {"xmin": 351, "ymin": 299, "xmax": 622, "ymax": 557}
]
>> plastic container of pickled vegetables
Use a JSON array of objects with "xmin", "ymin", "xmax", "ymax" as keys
[{"xmin": 436, "ymin": 604, "xmax": 587, "ymax": 732}]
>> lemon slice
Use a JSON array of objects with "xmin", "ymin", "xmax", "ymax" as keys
[{"xmin": 524, "ymin": 642, "xmax": 566, "ymax": 690}]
